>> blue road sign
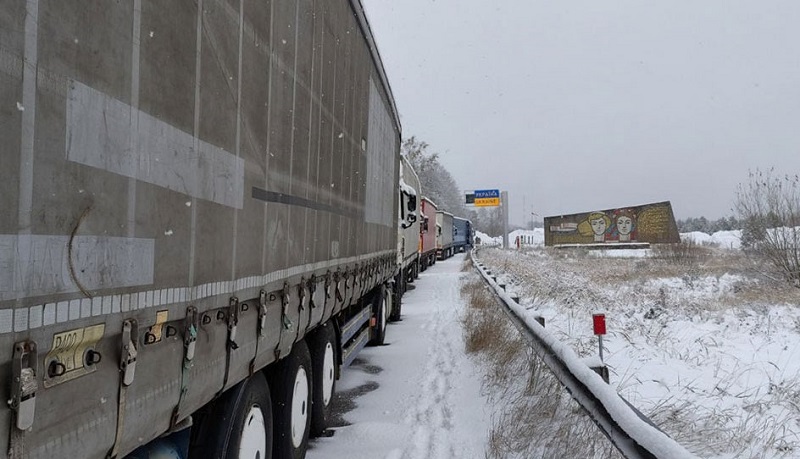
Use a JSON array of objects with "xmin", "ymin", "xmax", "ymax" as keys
[{"xmin": 474, "ymin": 189, "xmax": 500, "ymax": 199}]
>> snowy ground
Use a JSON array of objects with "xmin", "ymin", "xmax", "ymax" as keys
[
  {"xmin": 476, "ymin": 239, "xmax": 800, "ymax": 459},
  {"xmin": 307, "ymin": 254, "xmax": 491, "ymax": 459},
  {"xmin": 305, "ymin": 229, "xmax": 800, "ymax": 458}
]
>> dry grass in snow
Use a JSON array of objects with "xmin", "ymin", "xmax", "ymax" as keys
[
  {"xmin": 459, "ymin": 268, "xmax": 622, "ymax": 458},
  {"xmin": 474, "ymin": 245, "xmax": 800, "ymax": 458}
]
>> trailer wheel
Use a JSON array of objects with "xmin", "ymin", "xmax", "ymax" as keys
[
  {"xmin": 390, "ymin": 284, "xmax": 402, "ymax": 323},
  {"xmin": 270, "ymin": 340, "xmax": 312, "ymax": 459},
  {"xmin": 390, "ymin": 274, "xmax": 403, "ymax": 322},
  {"xmin": 308, "ymin": 323, "xmax": 338, "ymax": 437},
  {"xmin": 406, "ymin": 264, "xmax": 415, "ymax": 284},
  {"xmin": 369, "ymin": 285, "xmax": 389, "ymax": 345},
  {"xmin": 189, "ymin": 372, "xmax": 272, "ymax": 459}
]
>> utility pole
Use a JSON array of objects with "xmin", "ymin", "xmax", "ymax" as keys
[{"xmin": 502, "ymin": 191, "xmax": 509, "ymax": 249}]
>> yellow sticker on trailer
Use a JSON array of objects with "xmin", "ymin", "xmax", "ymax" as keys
[{"xmin": 149, "ymin": 310, "xmax": 169, "ymax": 342}]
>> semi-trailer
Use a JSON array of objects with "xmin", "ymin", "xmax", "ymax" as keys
[
  {"xmin": 419, "ymin": 197, "xmax": 438, "ymax": 270},
  {"xmin": 436, "ymin": 211, "xmax": 455, "ymax": 260},
  {"xmin": 1, "ymin": 1, "xmax": 401, "ymax": 458},
  {"xmin": 452, "ymin": 217, "xmax": 473, "ymax": 253}
]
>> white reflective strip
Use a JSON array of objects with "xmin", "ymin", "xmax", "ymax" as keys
[
  {"xmin": 0, "ymin": 248, "xmax": 394, "ymax": 334},
  {"xmin": 65, "ymin": 81, "xmax": 245, "ymax": 209},
  {"xmin": 102, "ymin": 297, "xmax": 112, "ymax": 315},
  {"xmin": 43, "ymin": 304, "xmax": 55, "ymax": 326},
  {"xmin": 14, "ymin": 308, "xmax": 28, "ymax": 332},
  {"xmin": 57, "ymin": 302, "xmax": 69, "ymax": 323},
  {"xmin": 29, "ymin": 305, "xmax": 42, "ymax": 329},
  {"xmin": 81, "ymin": 298, "xmax": 92, "ymax": 318},
  {"xmin": 0, "ymin": 310, "xmax": 12, "ymax": 333},
  {"xmin": 92, "ymin": 297, "xmax": 102, "ymax": 316},
  {"xmin": 69, "ymin": 299, "xmax": 80, "ymax": 320}
]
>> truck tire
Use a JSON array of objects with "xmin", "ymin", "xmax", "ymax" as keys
[
  {"xmin": 189, "ymin": 372, "xmax": 273, "ymax": 459},
  {"xmin": 390, "ymin": 274, "xmax": 403, "ymax": 322},
  {"xmin": 369, "ymin": 284, "xmax": 389, "ymax": 346},
  {"xmin": 390, "ymin": 286, "xmax": 402, "ymax": 322},
  {"xmin": 269, "ymin": 340, "xmax": 312, "ymax": 459},
  {"xmin": 308, "ymin": 323, "xmax": 338, "ymax": 437}
]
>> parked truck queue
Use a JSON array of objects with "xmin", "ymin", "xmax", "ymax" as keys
[{"xmin": 0, "ymin": 1, "xmax": 472, "ymax": 458}]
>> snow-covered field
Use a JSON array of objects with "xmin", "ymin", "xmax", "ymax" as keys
[
  {"xmin": 304, "ymin": 230, "xmax": 799, "ymax": 458},
  {"xmin": 476, "ymin": 237, "xmax": 800, "ymax": 458}
]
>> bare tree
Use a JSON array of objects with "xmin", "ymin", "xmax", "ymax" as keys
[
  {"xmin": 402, "ymin": 137, "xmax": 469, "ymax": 218},
  {"xmin": 473, "ymin": 207, "xmax": 504, "ymax": 237},
  {"xmin": 734, "ymin": 168, "xmax": 800, "ymax": 286}
]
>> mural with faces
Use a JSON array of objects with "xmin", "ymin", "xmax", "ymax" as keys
[
  {"xmin": 544, "ymin": 201, "xmax": 679, "ymax": 247},
  {"xmin": 576, "ymin": 209, "xmax": 638, "ymax": 243}
]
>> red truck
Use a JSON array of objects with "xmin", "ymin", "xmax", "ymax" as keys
[{"xmin": 419, "ymin": 197, "xmax": 439, "ymax": 271}]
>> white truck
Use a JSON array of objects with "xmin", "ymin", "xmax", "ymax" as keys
[
  {"xmin": 392, "ymin": 156, "xmax": 421, "ymax": 320},
  {"xmin": 436, "ymin": 211, "xmax": 456, "ymax": 260}
]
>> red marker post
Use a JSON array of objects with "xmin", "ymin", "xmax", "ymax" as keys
[{"xmin": 593, "ymin": 313, "xmax": 606, "ymax": 362}]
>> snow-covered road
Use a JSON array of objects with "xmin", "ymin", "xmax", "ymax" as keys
[{"xmin": 307, "ymin": 254, "xmax": 490, "ymax": 459}]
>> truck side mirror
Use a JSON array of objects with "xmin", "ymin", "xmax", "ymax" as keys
[{"xmin": 408, "ymin": 195, "xmax": 417, "ymax": 213}]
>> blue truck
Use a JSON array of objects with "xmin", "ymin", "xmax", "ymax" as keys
[{"xmin": 452, "ymin": 217, "xmax": 473, "ymax": 253}]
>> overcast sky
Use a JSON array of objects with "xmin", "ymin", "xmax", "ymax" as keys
[{"xmin": 361, "ymin": 0, "xmax": 800, "ymax": 223}]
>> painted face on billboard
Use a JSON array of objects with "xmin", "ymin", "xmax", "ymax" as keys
[
  {"xmin": 613, "ymin": 209, "xmax": 637, "ymax": 242},
  {"xmin": 590, "ymin": 217, "xmax": 607, "ymax": 236},
  {"xmin": 577, "ymin": 212, "xmax": 612, "ymax": 242},
  {"xmin": 616, "ymin": 216, "xmax": 632, "ymax": 235}
]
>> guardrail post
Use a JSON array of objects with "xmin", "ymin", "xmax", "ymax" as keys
[{"xmin": 590, "ymin": 365, "xmax": 610, "ymax": 384}]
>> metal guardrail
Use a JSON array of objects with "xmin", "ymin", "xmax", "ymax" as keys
[{"xmin": 471, "ymin": 252, "xmax": 697, "ymax": 459}]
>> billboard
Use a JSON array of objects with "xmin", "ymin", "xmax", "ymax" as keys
[{"xmin": 543, "ymin": 201, "xmax": 680, "ymax": 246}]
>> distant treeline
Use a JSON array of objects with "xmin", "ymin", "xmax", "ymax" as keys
[{"xmin": 676, "ymin": 216, "xmax": 741, "ymax": 234}]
